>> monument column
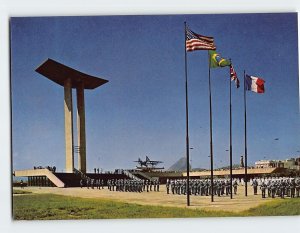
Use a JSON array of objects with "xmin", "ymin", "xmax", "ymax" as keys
[
  {"xmin": 64, "ymin": 78, "xmax": 74, "ymax": 173},
  {"xmin": 36, "ymin": 58, "xmax": 108, "ymax": 175},
  {"xmin": 76, "ymin": 82, "xmax": 87, "ymax": 173}
]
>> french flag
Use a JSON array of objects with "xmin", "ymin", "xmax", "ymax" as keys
[{"xmin": 245, "ymin": 74, "xmax": 265, "ymax": 93}]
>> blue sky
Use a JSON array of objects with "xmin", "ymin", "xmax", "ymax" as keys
[{"xmin": 11, "ymin": 13, "xmax": 299, "ymax": 172}]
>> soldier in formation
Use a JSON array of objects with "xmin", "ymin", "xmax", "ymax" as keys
[
  {"xmin": 233, "ymin": 179, "xmax": 238, "ymax": 195},
  {"xmin": 106, "ymin": 178, "xmax": 160, "ymax": 193},
  {"xmin": 251, "ymin": 178, "xmax": 258, "ymax": 195},
  {"xmin": 80, "ymin": 178, "xmax": 104, "ymax": 190},
  {"xmin": 166, "ymin": 179, "xmax": 170, "ymax": 194},
  {"xmin": 260, "ymin": 181, "xmax": 267, "ymax": 198},
  {"xmin": 80, "ymin": 178, "xmax": 84, "ymax": 188},
  {"xmin": 167, "ymin": 178, "xmax": 239, "ymax": 197},
  {"xmin": 250, "ymin": 177, "xmax": 300, "ymax": 199}
]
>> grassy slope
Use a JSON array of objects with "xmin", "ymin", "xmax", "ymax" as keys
[
  {"xmin": 13, "ymin": 189, "xmax": 32, "ymax": 194},
  {"xmin": 244, "ymin": 198, "xmax": 300, "ymax": 216},
  {"xmin": 12, "ymin": 194, "xmax": 300, "ymax": 220}
]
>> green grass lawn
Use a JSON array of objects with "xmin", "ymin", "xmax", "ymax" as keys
[
  {"xmin": 244, "ymin": 197, "xmax": 300, "ymax": 216},
  {"xmin": 13, "ymin": 189, "xmax": 32, "ymax": 195},
  {"xmin": 12, "ymin": 193, "xmax": 300, "ymax": 220}
]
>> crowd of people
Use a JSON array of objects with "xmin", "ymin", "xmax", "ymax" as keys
[
  {"xmin": 165, "ymin": 178, "xmax": 239, "ymax": 196},
  {"xmin": 250, "ymin": 177, "xmax": 300, "ymax": 198},
  {"xmin": 33, "ymin": 166, "xmax": 56, "ymax": 172}
]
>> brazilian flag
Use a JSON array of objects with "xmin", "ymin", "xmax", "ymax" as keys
[{"xmin": 209, "ymin": 50, "xmax": 231, "ymax": 68}]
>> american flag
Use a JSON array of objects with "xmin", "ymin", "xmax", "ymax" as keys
[
  {"xmin": 230, "ymin": 64, "xmax": 240, "ymax": 88},
  {"xmin": 186, "ymin": 27, "xmax": 216, "ymax": 51}
]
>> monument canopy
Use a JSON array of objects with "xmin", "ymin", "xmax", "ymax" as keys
[{"xmin": 35, "ymin": 58, "xmax": 108, "ymax": 89}]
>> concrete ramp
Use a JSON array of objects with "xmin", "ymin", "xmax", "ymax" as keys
[{"xmin": 14, "ymin": 169, "xmax": 65, "ymax": 188}]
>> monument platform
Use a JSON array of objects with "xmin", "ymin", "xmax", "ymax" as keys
[{"xmin": 36, "ymin": 58, "xmax": 108, "ymax": 89}]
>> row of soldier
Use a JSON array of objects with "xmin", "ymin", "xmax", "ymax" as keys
[
  {"xmin": 251, "ymin": 177, "xmax": 300, "ymax": 198},
  {"xmin": 79, "ymin": 177, "xmax": 161, "ymax": 193},
  {"xmin": 80, "ymin": 178, "xmax": 104, "ymax": 189},
  {"xmin": 79, "ymin": 175, "xmax": 300, "ymax": 199},
  {"xmin": 166, "ymin": 178, "xmax": 239, "ymax": 196},
  {"xmin": 107, "ymin": 179, "xmax": 160, "ymax": 193}
]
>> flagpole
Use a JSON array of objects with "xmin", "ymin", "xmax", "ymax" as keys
[
  {"xmin": 229, "ymin": 63, "xmax": 233, "ymax": 199},
  {"xmin": 244, "ymin": 70, "xmax": 248, "ymax": 196},
  {"xmin": 208, "ymin": 51, "xmax": 214, "ymax": 202},
  {"xmin": 184, "ymin": 22, "xmax": 190, "ymax": 206}
]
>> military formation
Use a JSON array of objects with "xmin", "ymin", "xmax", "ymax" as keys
[
  {"xmin": 79, "ymin": 178, "xmax": 105, "ymax": 189},
  {"xmin": 79, "ymin": 175, "xmax": 300, "ymax": 199},
  {"xmin": 79, "ymin": 177, "xmax": 161, "ymax": 193},
  {"xmin": 165, "ymin": 178, "xmax": 239, "ymax": 196},
  {"xmin": 107, "ymin": 179, "xmax": 160, "ymax": 193},
  {"xmin": 250, "ymin": 177, "xmax": 300, "ymax": 198},
  {"xmin": 165, "ymin": 176, "xmax": 300, "ymax": 198}
]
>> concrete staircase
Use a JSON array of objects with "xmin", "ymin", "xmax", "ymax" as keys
[
  {"xmin": 131, "ymin": 171, "xmax": 153, "ymax": 181},
  {"xmin": 123, "ymin": 170, "xmax": 141, "ymax": 180}
]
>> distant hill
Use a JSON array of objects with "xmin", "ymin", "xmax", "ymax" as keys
[{"xmin": 168, "ymin": 157, "xmax": 191, "ymax": 171}]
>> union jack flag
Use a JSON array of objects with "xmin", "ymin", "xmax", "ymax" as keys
[{"xmin": 230, "ymin": 64, "xmax": 240, "ymax": 88}]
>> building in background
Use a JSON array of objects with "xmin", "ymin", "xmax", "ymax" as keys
[{"xmin": 255, "ymin": 157, "xmax": 300, "ymax": 170}]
